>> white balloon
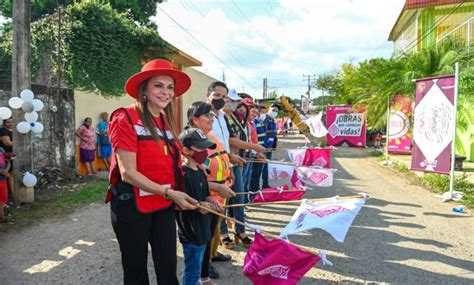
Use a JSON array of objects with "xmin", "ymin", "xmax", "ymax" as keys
[
  {"xmin": 23, "ymin": 172, "xmax": 37, "ymax": 187},
  {"xmin": 31, "ymin": 122, "xmax": 44, "ymax": 134},
  {"xmin": 25, "ymin": 111, "xmax": 38, "ymax": 123},
  {"xmin": 32, "ymin": 99, "xmax": 44, "ymax": 112},
  {"xmin": 21, "ymin": 101, "xmax": 34, "ymax": 113},
  {"xmin": 0, "ymin": 107, "xmax": 12, "ymax": 120},
  {"xmin": 16, "ymin": 121, "xmax": 31, "ymax": 134},
  {"xmin": 20, "ymin": 89, "xmax": 34, "ymax": 102},
  {"xmin": 8, "ymin": 97, "xmax": 23, "ymax": 109}
]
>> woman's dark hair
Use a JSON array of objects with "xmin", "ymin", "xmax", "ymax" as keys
[
  {"xmin": 207, "ymin": 81, "xmax": 228, "ymax": 94},
  {"xmin": 83, "ymin": 117, "xmax": 92, "ymax": 128}
]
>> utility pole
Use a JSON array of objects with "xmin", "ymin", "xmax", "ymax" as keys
[
  {"xmin": 262, "ymin": 78, "xmax": 267, "ymax": 98},
  {"xmin": 303, "ymin": 74, "xmax": 316, "ymax": 113},
  {"xmin": 12, "ymin": 0, "xmax": 33, "ymax": 202},
  {"xmin": 222, "ymin": 69, "xmax": 225, "ymax": 83}
]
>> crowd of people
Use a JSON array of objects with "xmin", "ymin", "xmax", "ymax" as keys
[{"xmin": 106, "ymin": 59, "xmax": 283, "ymax": 284}]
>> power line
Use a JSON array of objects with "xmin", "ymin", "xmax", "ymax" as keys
[{"xmin": 156, "ymin": 5, "xmax": 259, "ymax": 91}]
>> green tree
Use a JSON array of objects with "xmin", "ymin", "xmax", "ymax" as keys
[
  {"xmin": 0, "ymin": 0, "xmax": 163, "ymax": 25},
  {"xmin": 337, "ymin": 39, "xmax": 474, "ymax": 155},
  {"xmin": 0, "ymin": 1, "xmax": 172, "ymax": 96}
]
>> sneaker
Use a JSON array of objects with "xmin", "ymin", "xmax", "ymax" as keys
[
  {"xmin": 209, "ymin": 263, "xmax": 219, "ymax": 279},
  {"xmin": 211, "ymin": 252, "xmax": 232, "ymax": 262}
]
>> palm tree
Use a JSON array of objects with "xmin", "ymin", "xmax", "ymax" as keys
[{"xmin": 336, "ymin": 39, "xmax": 473, "ymax": 156}]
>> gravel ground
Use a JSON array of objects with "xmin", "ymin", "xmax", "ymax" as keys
[{"xmin": 0, "ymin": 134, "xmax": 473, "ymax": 284}]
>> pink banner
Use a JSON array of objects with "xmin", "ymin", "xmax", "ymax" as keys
[
  {"xmin": 302, "ymin": 148, "xmax": 331, "ymax": 168},
  {"xmin": 411, "ymin": 75, "xmax": 455, "ymax": 174},
  {"xmin": 243, "ymin": 233, "xmax": 320, "ymax": 285},
  {"xmin": 252, "ymin": 185, "xmax": 305, "ymax": 203},
  {"xmin": 326, "ymin": 105, "xmax": 366, "ymax": 147},
  {"xmin": 388, "ymin": 95, "xmax": 412, "ymax": 154}
]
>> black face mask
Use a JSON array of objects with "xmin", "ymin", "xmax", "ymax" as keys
[{"xmin": 211, "ymin": 98, "xmax": 225, "ymax": 110}]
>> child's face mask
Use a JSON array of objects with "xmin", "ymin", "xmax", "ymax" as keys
[{"xmin": 191, "ymin": 149, "xmax": 208, "ymax": 164}]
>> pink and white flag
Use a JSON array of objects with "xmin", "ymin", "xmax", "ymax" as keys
[
  {"xmin": 296, "ymin": 167, "xmax": 336, "ymax": 187},
  {"xmin": 252, "ymin": 185, "xmax": 306, "ymax": 203},
  {"xmin": 279, "ymin": 197, "xmax": 366, "ymax": 242},
  {"xmin": 302, "ymin": 149, "xmax": 331, "ymax": 168},
  {"xmin": 287, "ymin": 149, "xmax": 307, "ymax": 166},
  {"xmin": 306, "ymin": 112, "xmax": 328, "ymax": 138},
  {"xmin": 243, "ymin": 233, "xmax": 320, "ymax": 285},
  {"xmin": 268, "ymin": 163, "xmax": 296, "ymax": 181}
]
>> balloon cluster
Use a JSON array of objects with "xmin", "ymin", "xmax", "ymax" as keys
[
  {"xmin": 8, "ymin": 89, "xmax": 44, "ymax": 134},
  {"xmin": 1, "ymin": 89, "xmax": 45, "ymax": 188}
]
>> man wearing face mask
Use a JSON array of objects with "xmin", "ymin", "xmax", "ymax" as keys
[{"xmin": 261, "ymin": 104, "xmax": 279, "ymax": 189}]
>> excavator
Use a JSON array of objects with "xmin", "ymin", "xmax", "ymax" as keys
[{"xmin": 255, "ymin": 96, "xmax": 325, "ymax": 146}]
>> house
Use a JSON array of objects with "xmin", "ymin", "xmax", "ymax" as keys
[
  {"xmin": 388, "ymin": 0, "xmax": 474, "ymax": 161},
  {"xmin": 75, "ymin": 48, "xmax": 218, "ymax": 174},
  {"xmin": 388, "ymin": 0, "xmax": 473, "ymax": 54}
]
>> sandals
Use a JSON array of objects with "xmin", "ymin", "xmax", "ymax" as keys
[
  {"xmin": 234, "ymin": 233, "xmax": 253, "ymax": 249},
  {"xmin": 220, "ymin": 236, "xmax": 235, "ymax": 249}
]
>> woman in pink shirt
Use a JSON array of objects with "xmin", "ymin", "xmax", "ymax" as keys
[{"xmin": 76, "ymin": 117, "xmax": 98, "ymax": 175}]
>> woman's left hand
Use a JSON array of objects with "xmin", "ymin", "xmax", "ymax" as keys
[{"xmin": 169, "ymin": 190, "xmax": 198, "ymax": 210}]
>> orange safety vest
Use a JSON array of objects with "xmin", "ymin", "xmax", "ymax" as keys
[
  {"xmin": 106, "ymin": 105, "xmax": 182, "ymax": 213},
  {"xmin": 205, "ymin": 133, "xmax": 231, "ymax": 204}
]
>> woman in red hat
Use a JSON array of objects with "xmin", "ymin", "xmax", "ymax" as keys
[{"xmin": 107, "ymin": 59, "xmax": 198, "ymax": 284}]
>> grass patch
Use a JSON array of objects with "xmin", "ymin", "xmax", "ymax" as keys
[
  {"xmin": 419, "ymin": 174, "xmax": 474, "ymax": 208},
  {"xmin": 395, "ymin": 162, "xmax": 410, "ymax": 173},
  {"xmin": 7, "ymin": 180, "xmax": 108, "ymax": 226},
  {"xmin": 370, "ymin": 149, "xmax": 384, "ymax": 158}
]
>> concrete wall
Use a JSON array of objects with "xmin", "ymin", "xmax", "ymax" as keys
[{"xmin": 0, "ymin": 80, "xmax": 76, "ymax": 176}]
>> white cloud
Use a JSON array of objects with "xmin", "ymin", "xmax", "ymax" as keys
[{"xmin": 153, "ymin": 0, "xmax": 405, "ymax": 98}]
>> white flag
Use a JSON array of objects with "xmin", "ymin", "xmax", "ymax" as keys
[
  {"xmin": 287, "ymin": 149, "xmax": 307, "ymax": 166},
  {"xmin": 267, "ymin": 163, "xmax": 296, "ymax": 180},
  {"xmin": 305, "ymin": 113, "xmax": 328, "ymax": 138},
  {"xmin": 280, "ymin": 197, "xmax": 366, "ymax": 242},
  {"xmin": 296, "ymin": 167, "xmax": 336, "ymax": 187}
]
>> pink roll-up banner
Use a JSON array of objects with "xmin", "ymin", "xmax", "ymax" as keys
[
  {"xmin": 411, "ymin": 75, "xmax": 455, "ymax": 174},
  {"xmin": 326, "ymin": 105, "xmax": 366, "ymax": 147},
  {"xmin": 388, "ymin": 95, "xmax": 413, "ymax": 154}
]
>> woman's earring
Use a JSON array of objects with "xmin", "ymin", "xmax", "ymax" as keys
[{"xmin": 143, "ymin": 95, "xmax": 147, "ymax": 101}]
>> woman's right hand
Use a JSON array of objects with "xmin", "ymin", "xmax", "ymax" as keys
[{"xmin": 168, "ymin": 190, "xmax": 198, "ymax": 210}]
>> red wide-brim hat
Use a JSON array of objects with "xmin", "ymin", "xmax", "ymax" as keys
[{"xmin": 125, "ymin": 59, "xmax": 192, "ymax": 98}]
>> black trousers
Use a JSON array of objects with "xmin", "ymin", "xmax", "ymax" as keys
[
  {"xmin": 201, "ymin": 213, "xmax": 219, "ymax": 278},
  {"xmin": 111, "ymin": 197, "xmax": 179, "ymax": 285}
]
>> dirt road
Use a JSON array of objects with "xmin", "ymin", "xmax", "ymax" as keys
[{"xmin": 1, "ymin": 134, "xmax": 473, "ymax": 284}]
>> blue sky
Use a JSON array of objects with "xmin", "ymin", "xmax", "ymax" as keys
[{"xmin": 153, "ymin": 0, "xmax": 406, "ymax": 99}]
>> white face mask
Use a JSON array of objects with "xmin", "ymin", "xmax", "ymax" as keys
[
  {"xmin": 270, "ymin": 111, "xmax": 278, "ymax": 118},
  {"xmin": 228, "ymin": 102, "xmax": 239, "ymax": 112}
]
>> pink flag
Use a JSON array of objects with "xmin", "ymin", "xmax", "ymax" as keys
[
  {"xmin": 252, "ymin": 185, "xmax": 306, "ymax": 203},
  {"xmin": 291, "ymin": 170, "xmax": 305, "ymax": 189},
  {"xmin": 302, "ymin": 148, "xmax": 331, "ymax": 168},
  {"xmin": 243, "ymin": 233, "xmax": 320, "ymax": 285}
]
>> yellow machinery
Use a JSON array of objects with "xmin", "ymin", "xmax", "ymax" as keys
[{"xmin": 255, "ymin": 96, "xmax": 324, "ymax": 146}]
